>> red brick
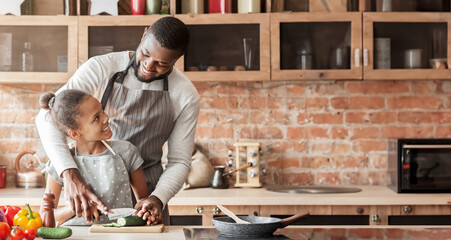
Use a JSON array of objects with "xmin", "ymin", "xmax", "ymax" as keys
[
  {"xmin": 311, "ymin": 82, "xmax": 345, "ymax": 95},
  {"xmin": 197, "ymin": 111, "xmax": 213, "ymax": 124},
  {"xmin": 218, "ymin": 111, "xmax": 248, "ymax": 124},
  {"xmin": 441, "ymin": 81, "xmax": 451, "ymax": 93},
  {"xmin": 435, "ymin": 126, "xmax": 451, "ymax": 138},
  {"xmin": 211, "ymin": 126, "xmax": 233, "ymax": 138},
  {"xmin": 349, "ymin": 229, "xmax": 384, "ymax": 238},
  {"xmin": 346, "ymin": 81, "xmax": 409, "ymax": 94},
  {"xmin": 0, "ymin": 126, "xmax": 12, "ymax": 138},
  {"xmin": 287, "ymin": 127, "xmax": 305, "ymax": 139},
  {"xmin": 267, "ymin": 98, "xmax": 284, "ymax": 109},
  {"xmin": 345, "ymin": 112, "xmax": 368, "ymax": 124},
  {"xmin": 301, "ymin": 156, "xmax": 329, "ymax": 169},
  {"xmin": 14, "ymin": 95, "xmax": 40, "ymax": 109},
  {"xmin": 243, "ymin": 97, "xmax": 267, "ymax": 109},
  {"xmin": 387, "ymin": 96, "xmax": 442, "ymax": 109},
  {"xmin": 353, "ymin": 140, "xmax": 386, "ymax": 153},
  {"xmin": 351, "ymin": 127, "xmax": 379, "ymax": 139},
  {"xmin": 2, "ymin": 84, "xmax": 43, "ymax": 93},
  {"xmin": 211, "ymin": 96, "xmax": 238, "ymax": 109},
  {"xmin": 330, "ymin": 155, "xmax": 368, "ymax": 168},
  {"xmin": 249, "ymin": 111, "xmax": 266, "ymax": 124},
  {"xmin": 341, "ymin": 171, "xmax": 367, "ymax": 184},
  {"xmin": 330, "ymin": 127, "xmax": 348, "ymax": 139},
  {"xmin": 268, "ymin": 141, "xmax": 284, "ymax": 153},
  {"xmin": 316, "ymin": 172, "xmax": 340, "ymax": 185},
  {"xmin": 0, "ymin": 95, "xmax": 14, "ymax": 108},
  {"xmin": 283, "ymin": 140, "xmax": 308, "ymax": 153},
  {"xmin": 239, "ymin": 127, "xmax": 254, "ymax": 139},
  {"xmin": 286, "ymin": 85, "xmax": 305, "ymax": 95},
  {"xmin": 43, "ymin": 84, "xmax": 64, "ymax": 92},
  {"xmin": 411, "ymin": 81, "xmax": 435, "ymax": 94},
  {"xmin": 368, "ymin": 171, "xmax": 390, "ymax": 185},
  {"xmin": 307, "ymin": 127, "xmax": 328, "ymax": 139},
  {"xmin": 0, "ymin": 111, "xmax": 38, "ymax": 124},
  {"xmin": 12, "ymin": 125, "xmax": 39, "ymax": 139},
  {"xmin": 331, "ymin": 143, "xmax": 351, "ymax": 154},
  {"xmin": 195, "ymin": 126, "xmax": 211, "ymax": 139},
  {"xmin": 286, "ymin": 98, "xmax": 305, "ymax": 110},
  {"xmin": 193, "ymin": 82, "xmax": 215, "ymax": 95},
  {"xmin": 281, "ymin": 158, "xmax": 300, "ymax": 168},
  {"xmin": 406, "ymin": 229, "xmax": 451, "ymax": 239},
  {"xmin": 306, "ymin": 97, "xmax": 328, "ymax": 110},
  {"xmin": 331, "ymin": 97, "xmax": 349, "ymax": 109},
  {"xmin": 384, "ymin": 228, "xmax": 405, "ymax": 239},
  {"xmin": 268, "ymin": 111, "xmax": 290, "ymax": 124},
  {"xmin": 216, "ymin": 83, "xmax": 247, "ymax": 95},
  {"xmin": 446, "ymin": 96, "xmax": 451, "ymax": 108},
  {"xmin": 209, "ymin": 157, "xmax": 228, "ymax": 167},
  {"xmin": 380, "ymin": 126, "xmax": 434, "ymax": 138},
  {"xmin": 256, "ymin": 127, "xmax": 283, "ymax": 139},
  {"xmin": 369, "ymin": 112, "xmax": 397, "ymax": 124},
  {"xmin": 349, "ymin": 96, "xmax": 385, "ymax": 109},
  {"xmin": 281, "ymin": 173, "xmax": 313, "ymax": 185},
  {"xmin": 370, "ymin": 154, "xmax": 388, "ymax": 169},
  {"xmin": 398, "ymin": 112, "xmax": 448, "ymax": 124},
  {"xmin": 311, "ymin": 142, "xmax": 332, "ymax": 153},
  {"xmin": 309, "ymin": 113, "xmax": 343, "ymax": 124}
]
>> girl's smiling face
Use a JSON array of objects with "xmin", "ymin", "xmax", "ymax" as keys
[{"xmin": 70, "ymin": 95, "xmax": 112, "ymax": 142}]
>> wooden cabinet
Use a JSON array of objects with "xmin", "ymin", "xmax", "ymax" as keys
[
  {"xmin": 363, "ymin": 12, "xmax": 451, "ymax": 80},
  {"xmin": 0, "ymin": 16, "xmax": 78, "ymax": 83},
  {"xmin": 271, "ymin": 12, "xmax": 363, "ymax": 81},
  {"xmin": 175, "ymin": 14, "xmax": 270, "ymax": 81}
]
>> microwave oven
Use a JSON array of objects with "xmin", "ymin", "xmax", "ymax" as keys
[{"xmin": 389, "ymin": 138, "xmax": 451, "ymax": 193}]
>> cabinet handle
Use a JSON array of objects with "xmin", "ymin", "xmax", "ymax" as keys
[
  {"xmin": 196, "ymin": 206, "xmax": 221, "ymax": 215},
  {"xmin": 354, "ymin": 48, "xmax": 360, "ymax": 67},
  {"xmin": 363, "ymin": 49, "xmax": 369, "ymax": 67},
  {"xmin": 371, "ymin": 214, "xmax": 379, "ymax": 223}
]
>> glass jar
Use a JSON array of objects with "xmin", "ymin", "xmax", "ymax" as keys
[{"xmin": 22, "ymin": 42, "xmax": 34, "ymax": 72}]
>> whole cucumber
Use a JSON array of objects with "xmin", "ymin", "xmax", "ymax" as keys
[
  {"xmin": 37, "ymin": 227, "xmax": 73, "ymax": 239},
  {"xmin": 117, "ymin": 215, "xmax": 146, "ymax": 226}
]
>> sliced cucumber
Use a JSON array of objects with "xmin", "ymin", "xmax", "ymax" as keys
[{"xmin": 117, "ymin": 215, "xmax": 146, "ymax": 226}]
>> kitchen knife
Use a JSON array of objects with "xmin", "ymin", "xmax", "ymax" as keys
[{"xmin": 105, "ymin": 208, "xmax": 137, "ymax": 220}]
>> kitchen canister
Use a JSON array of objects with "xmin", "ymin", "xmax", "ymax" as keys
[
  {"xmin": 238, "ymin": 0, "xmax": 261, "ymax": 13},
  {"xmin": 404, "ymin": 49, "xmax": 423, "ymax": 69},
  {"xmin": 146, "ymin": 0, "xmax": 161, "ymax": 14},
  {"xmin": 209, "ymin": 0, "xmax": 232, "ymax": 13},
  {"xmin": 182, "ymin": 0, "xmax": 204, "ymax": 14},
  {"xmin": 131, "ymin": 0, "xmax": 146, "ymax": 15},
  {"xmin": 375, "ymin": 38, "xmax": 390, "ymax": 69}
]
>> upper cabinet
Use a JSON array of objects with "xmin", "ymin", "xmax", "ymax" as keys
[
  {"xmin": 363, "ymin": 12, "xmax": 450, "ymax": 80},
  {"xmin": 175, "ymin": 14, "xmax": 270, "ymax": 81},
  {"xmin": 271, "ymin": 12, "xmax": 362, "ymax": 81},
  {"xmin": 0, "ymin": 16, "xmax": 77, "ymax": 83}
]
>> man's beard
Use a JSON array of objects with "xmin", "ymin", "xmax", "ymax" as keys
[{"xmin": 133, "ymin": 60, "xmax": 169, "ymax": 83}]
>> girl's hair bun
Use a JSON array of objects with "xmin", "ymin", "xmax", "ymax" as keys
[{"xmin": 39, "ymin": 92, "xmax": 56, "ymax": 110}]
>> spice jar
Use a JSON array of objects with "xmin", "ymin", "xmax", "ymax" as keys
[
  {"xmin": 182, "ymin": 0, "xmax": 204, "ymax": 14},
  {"xmin": 209, "ymin": 0, "xmax": 232, "ymax": 13}
]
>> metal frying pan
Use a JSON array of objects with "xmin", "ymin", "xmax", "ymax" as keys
[{"xmin": 212, "ymin": 211, "xmax": 310, "ymax": 237}]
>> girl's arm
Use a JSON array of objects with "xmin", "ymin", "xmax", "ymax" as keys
[
  {"xmin": 129, "ymin": 166, "xmax": 151, "ymax": 201},
  {"xmin": 40, "ymin": 176, "xmax": 75, "ymax": 224}
]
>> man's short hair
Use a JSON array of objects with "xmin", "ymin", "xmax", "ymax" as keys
[{"xmin": 148, "ymin": 17, "xmax": 190, "ymax": 54}]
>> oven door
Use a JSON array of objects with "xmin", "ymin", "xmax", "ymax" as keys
[{"xmin": 402, "ymin": 144, "xmax": 451, "ymax": 192}]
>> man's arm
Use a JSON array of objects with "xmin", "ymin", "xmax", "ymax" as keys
[{"xmin": 151, "ymin": 97, "xmax": 200, "ymax": 208}]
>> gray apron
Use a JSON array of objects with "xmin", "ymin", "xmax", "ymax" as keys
[
  {"xmin": 63, "ymin": 141, "xmax": 133, "ymax": 226},
  {"xmin": 100, "ymin": 53, "xmax": 174, "ymax": 225}
]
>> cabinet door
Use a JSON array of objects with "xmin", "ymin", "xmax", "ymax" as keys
[
  {"xmin": 175, "ymin": 14, "xmax": 270, "ymax": 81},
  {"xmin": 271, "ymin": 12, "xmax": 363, "ymax": 81},
  {"xmin": 78, "ymin": 16, "xmax": 165, "ymax": 66},
  {"xmin": 0, "ymin": 16, "xmax": 77, "ymax": 83},
  {"xmin": 363, "ymin": 12, "xmax": 451, "ymax": 80}
]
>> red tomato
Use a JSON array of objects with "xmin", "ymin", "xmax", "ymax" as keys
[
  {"xmin": 0, "ymin": 222, "xmax": 10, "ymax": 240},
  {"xmin": 24, "ymin": 228, "xmax": 36, "ymax": 240},
  {"xmin": 10, "ymin": 227, "xmax": 24, "ymax": 240}
]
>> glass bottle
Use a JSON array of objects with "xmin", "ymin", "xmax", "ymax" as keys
[{"xmin": 22, "ymin": 42, "xmax": 34, "ymax": 72}]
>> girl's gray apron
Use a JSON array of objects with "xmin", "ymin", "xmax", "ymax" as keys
[
  {"xmin": 63, "ymin": 141, "xmax": 133, "ymax": 226},
  {"xmin": 100, "ymin": 54, "xmax": 174, "ymax": 225}
]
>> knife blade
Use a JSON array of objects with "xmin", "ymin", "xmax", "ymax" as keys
[{"xmin": 105, "ymin": 208, "xmax": 137, "ymax": 220}]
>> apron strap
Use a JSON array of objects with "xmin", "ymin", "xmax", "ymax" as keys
[
  {"xmin": 163, "ymin": 74, "xmax": 168, "ymax": 91},
  {"xmin": 101, "ymin": 54, "xmax": 136, "ymax": 110}
]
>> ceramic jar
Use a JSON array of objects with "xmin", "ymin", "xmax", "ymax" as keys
[
  {"xmin": 182, "ymin": 0, "xmax": 204, "ymax": 14},
  {"xmin": 209, "ymin": 0, "xmax": 231, "ymax": 13},
  {"xmin": 238, "ymin": 0, "xmax": 260, "ymax": 13}
]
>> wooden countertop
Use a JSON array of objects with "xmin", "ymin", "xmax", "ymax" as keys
[{"xmin": 1, "ymin": 185, "xmax": 451, "ymax": 207}]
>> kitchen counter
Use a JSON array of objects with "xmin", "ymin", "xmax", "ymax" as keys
[
  {"xmin": 1, "ymin": 185, "xmax": 451, "ymax": 206},
  {"xmin": 62, "ymin": 225, "xmax": 451, "ymax": 240}
]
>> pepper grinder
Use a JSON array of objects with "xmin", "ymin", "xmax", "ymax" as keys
[{"xmin": 42, "ymin": 192, "xmax": 56, "ymax": 227}]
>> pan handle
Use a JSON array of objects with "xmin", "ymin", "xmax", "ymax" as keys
[{"xmin": 280, "ymin": 211, "xmax": 310, "ymax": 228}]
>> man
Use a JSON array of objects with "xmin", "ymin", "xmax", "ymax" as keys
[{"xmin": 35, "ymin": 17, "xmax": 200, "ymax": 225}]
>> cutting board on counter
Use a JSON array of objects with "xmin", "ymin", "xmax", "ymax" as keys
[{"xmin": 89, "ymin": 224, "xmax": 164, "ymax": 233}]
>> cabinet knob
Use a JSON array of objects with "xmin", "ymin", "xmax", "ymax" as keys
[
  {"xmin": 403, "ymin": 205, "xmax": 412, "ymax": 213},
  {"xmin": 356, "ymin": 208, "xmax": 364, "ymax": 214},
  {"xmin": 371, "ymin": 214, "xmax": 379, "ymax": 223},
  {"xmin": 196, "ymin": 206, "xmax": 221, "ymax": 215}
]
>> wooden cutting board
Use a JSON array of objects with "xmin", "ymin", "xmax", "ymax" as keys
[{"xmin": 89, "ymin": 224, "xmax": 164, "ymax": 233}]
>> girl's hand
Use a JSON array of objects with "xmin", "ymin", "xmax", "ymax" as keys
[{"xmin": 134, "ymin": 196, "xmax": 163, "ymax": 225}]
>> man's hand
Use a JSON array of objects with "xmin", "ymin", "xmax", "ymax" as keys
[
  {"xmin": 134, "ymin": 195, "xmax": 163, "ymax": 225},
  {"xmin": 62, "ymin": 169, "xmax": 107, "ymax": 223}
]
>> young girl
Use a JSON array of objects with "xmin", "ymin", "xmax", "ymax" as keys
[{"xmin": 38, "ymin": 89, "xmax": 150, "ymax": 226}]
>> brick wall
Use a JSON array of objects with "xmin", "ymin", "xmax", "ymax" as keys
[{"xmin": 1, "ymin": 80, "xmax": 450, "ymax": 187}]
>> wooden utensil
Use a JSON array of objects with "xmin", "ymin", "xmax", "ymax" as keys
[
  {"xmin": 89, "ymin": 224, "xmax": 164, "ymax": 233},
  {"xmin": 217, "ymin": 205, "xmax": 250, "ymax": 224}
]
